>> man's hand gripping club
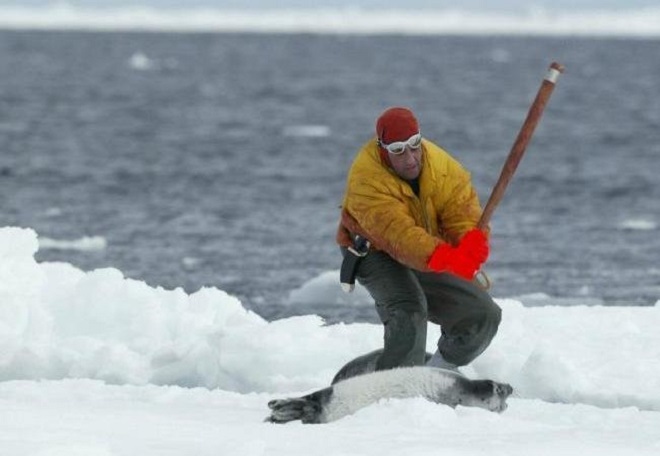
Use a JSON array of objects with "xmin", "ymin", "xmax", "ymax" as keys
[{"xmin": 426, "ymin": 229, "xmax": 489, "ymax": 280}]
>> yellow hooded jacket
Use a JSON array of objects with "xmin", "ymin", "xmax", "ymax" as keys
[{"xmin": 337, "ymin": 138, "xmax": 483, "ymax": 272}]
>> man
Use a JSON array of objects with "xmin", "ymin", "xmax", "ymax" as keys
[{"xmin": 336, "ymin": 106, "xmax": 501, "ymax": 375}]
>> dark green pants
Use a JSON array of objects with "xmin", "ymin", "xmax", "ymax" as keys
[{"xmin": 355, "ymin": 250, "xmax": 501, "ymax": 370}]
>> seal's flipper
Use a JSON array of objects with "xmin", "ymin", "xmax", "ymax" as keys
[{"xmin": 266, "ymin": 398, "xmax": 321, "ymax": 424}]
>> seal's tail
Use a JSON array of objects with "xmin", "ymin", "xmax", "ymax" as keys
[{"xmin": 266, "ymin": 397, "xmax": 322, "ymax": 424}]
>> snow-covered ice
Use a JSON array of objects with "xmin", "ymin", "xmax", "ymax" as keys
[{"xmin": 1, "ymin": 226, "xmax": 659, "ymax": 455}]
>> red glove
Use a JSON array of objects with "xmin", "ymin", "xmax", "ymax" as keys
[{"xmin": 427, "ymin": 229, "xmax": 489, "ymax": 280}]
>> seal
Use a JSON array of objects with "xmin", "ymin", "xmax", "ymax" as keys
[{"xmin": 266, "ymin": 366, "xmax": 513, "ymax": 424}]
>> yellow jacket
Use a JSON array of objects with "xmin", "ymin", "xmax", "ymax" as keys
[{"xmin": 337, "ymin": 138, "xmax": 483, "ymax": 272}]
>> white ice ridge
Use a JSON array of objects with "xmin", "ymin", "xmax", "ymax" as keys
[{"xmin": 1, "ymin": 5, "xmax": 660, "ymax": 37}]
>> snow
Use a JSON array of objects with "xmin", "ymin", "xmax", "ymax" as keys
[{"xmin": 1, "ymin": 226, "xmax": 660, "ymax": 455}]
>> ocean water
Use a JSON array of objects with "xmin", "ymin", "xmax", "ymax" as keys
[{"xmin": 0, "ymin": 30, "xmax": 659, "ymax": 322}]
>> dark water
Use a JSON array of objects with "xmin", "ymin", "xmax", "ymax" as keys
[{"xmin": 1, "ymin": 31, "xmax": 659, "ymax": 321}]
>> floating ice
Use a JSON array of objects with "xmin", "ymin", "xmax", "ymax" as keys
[
  {"xmin": 128, "ymin": 52, "xmax": 155, "ymax": 71},
  {"xmin": 38, "ymin": 236, "xmax": 107, "ymax": 252},
  {"xmin": 619, "ymin": 218, "xmax": 657, "ymax": 231}
]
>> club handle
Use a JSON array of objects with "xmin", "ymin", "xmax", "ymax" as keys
[{"xmin": 477, "ymin": 62, "xmax": 565, "ymax": 231}]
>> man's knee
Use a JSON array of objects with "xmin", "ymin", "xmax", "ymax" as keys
[
  {"xmin": 459, "ymin": 296, "xmax": 501, "ymax": 344},
  {"xmin": 440, "ymin": 299, "xmax": 501, "ymax": 366},
  {"xmin": 483, "ymin": 299, "xmax": 502, "ymax": 329},
  {"xmin": 453, "ymin": 280, "xmax": 502, "ymax": 333},
  {"xmin": 479, "ymin": 300, "xmax": 501, "ymax": 349}
]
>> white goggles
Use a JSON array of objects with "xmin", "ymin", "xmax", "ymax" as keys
[{"xmin": 378, "ymin": 132, "xmax": 422, "ymax": 155}]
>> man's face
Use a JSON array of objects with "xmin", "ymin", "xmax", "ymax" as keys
[{"xmin": 389, "ymin": 146, "xmax": 423, "ymax": 180}]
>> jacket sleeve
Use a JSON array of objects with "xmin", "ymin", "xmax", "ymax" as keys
[
  {"xmin": 436, "ymin": 168, "xmax": 484, "ymax": 242},
  {"xmin": 344, "ymin": 180, "xmax": 441, "ymax": 271}
]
